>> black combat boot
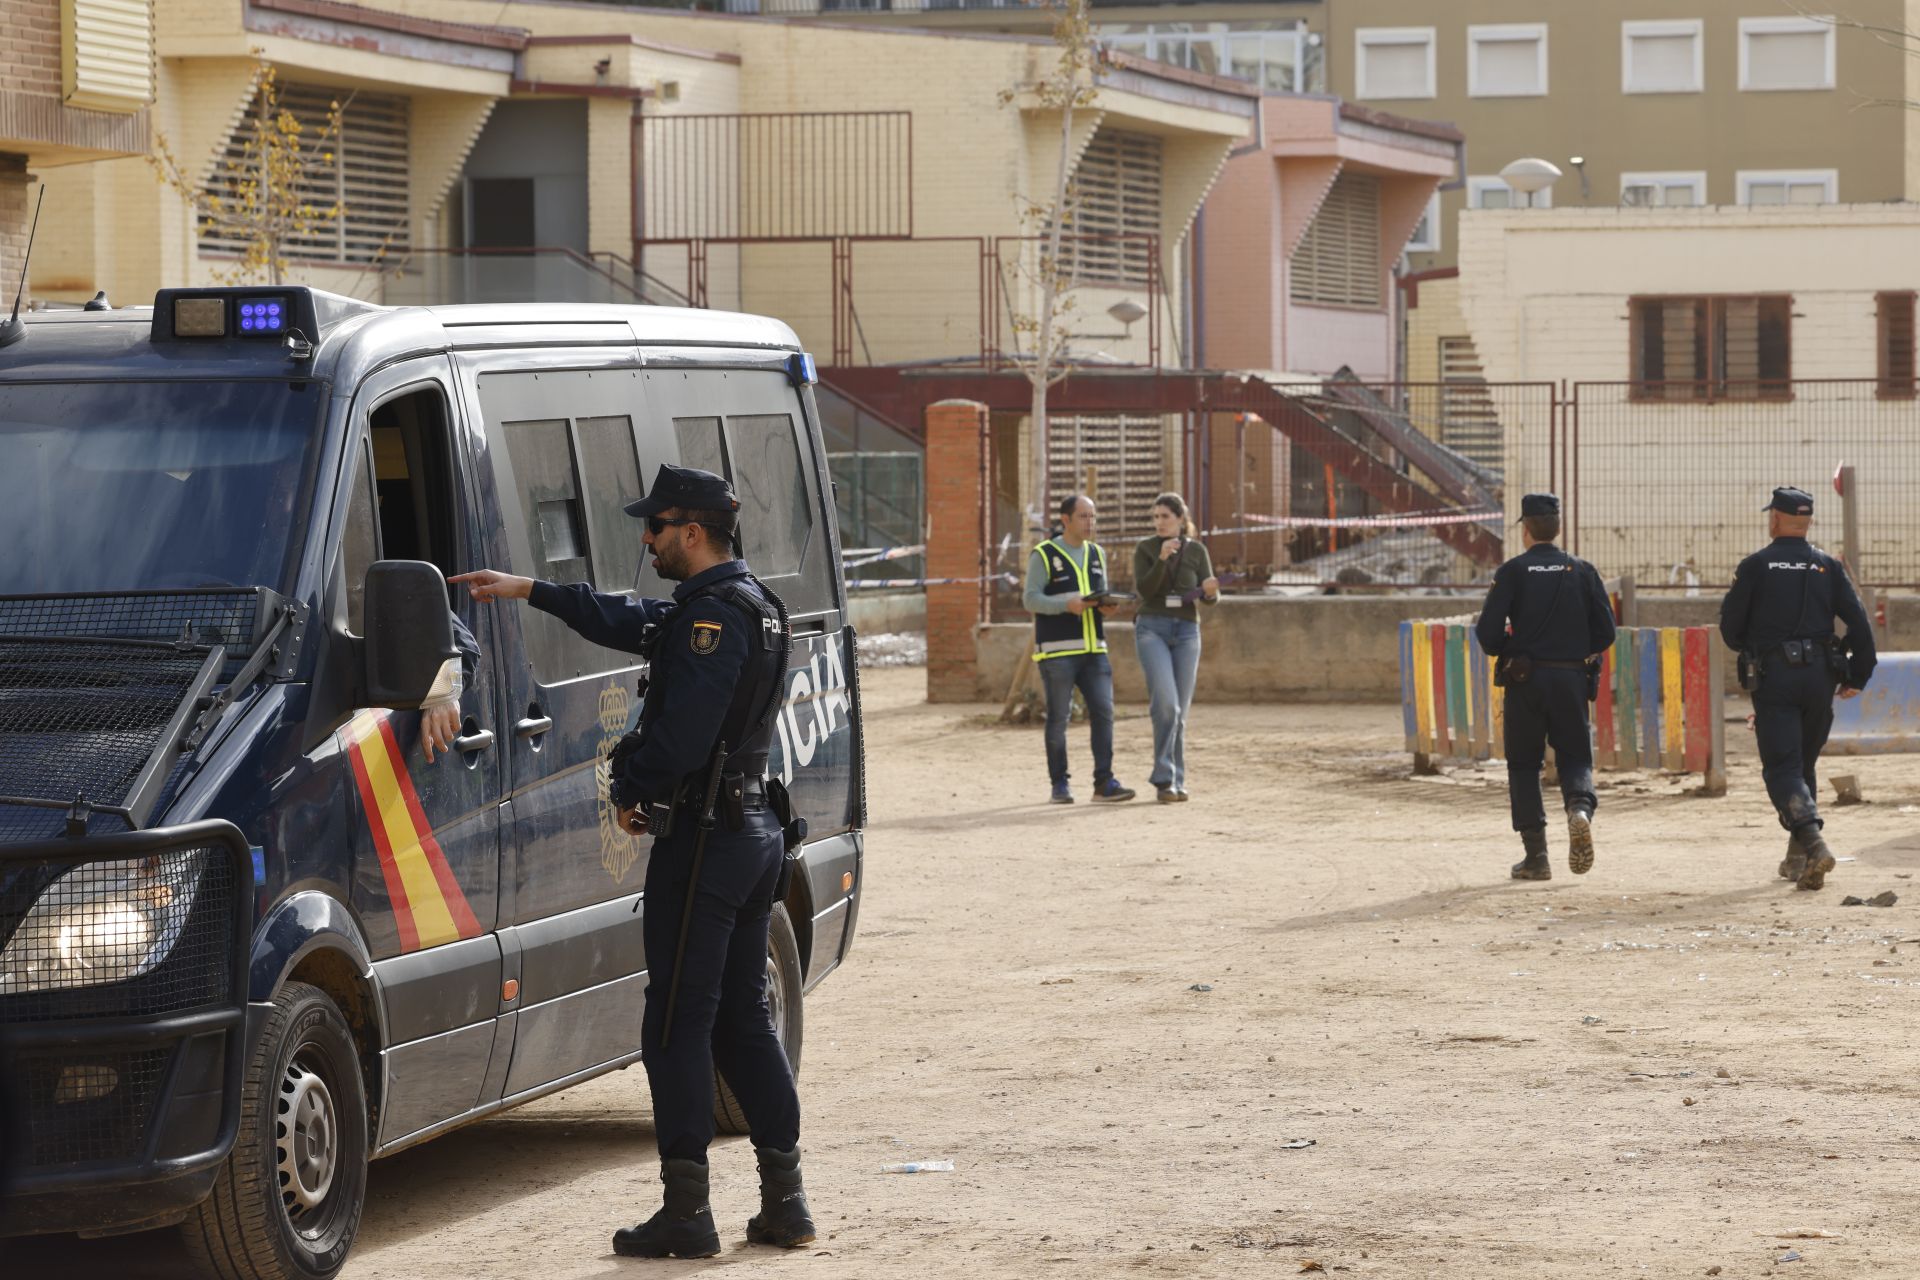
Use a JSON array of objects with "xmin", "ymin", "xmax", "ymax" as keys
[
  {"xmin": 1511, "ymin": 828, "xmax": 1551, "ymax": 881},
  {"xmin": 745, "ymin": 1145, "xmax": 817, "ymax": 1248},
  {"xmin": 1794, "ymin": 826, "xmax": 1837, "ymax": 892},
  {"xmin": 613, "ymin": 1158, "xmax": 722, "ymax": 1259},
  {"xmin": 1566, "ymin": 806, "xmax": 1596, "ymax": 876},
  {"xmin": 1778, "ymin": 830, "xmax": 1807, "ymax": 882}
]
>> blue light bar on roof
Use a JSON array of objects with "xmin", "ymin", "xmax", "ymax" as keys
[
  {"xmin": 786, "ymin": 351, "xmax": 818, "ymax": 387},
  {"xmin": 237, "ymin": 297, "xmax": 288, "ymax": 338}
]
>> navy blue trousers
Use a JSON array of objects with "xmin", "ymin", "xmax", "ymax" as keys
[
  {"xmin": 1502, "ymin": 667, "xmax": 1597, "ymax": 833},
  {"xmin": 641, "ymin": 806, "xmax": 799, "ymax": 1163},
  {"xmin": 1752, "ymin": 657, "xmax": 1836, "ymax": 833}
]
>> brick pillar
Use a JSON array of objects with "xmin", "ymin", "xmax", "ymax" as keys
[
  {"xmin": 0, "ymin": 154, "xmax": 31, "ymax": 312},
  {"xmin": 925, "ymin": 399, "xmax": 990, "ymax": 704}
]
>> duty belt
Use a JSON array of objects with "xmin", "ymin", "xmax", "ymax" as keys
[{"xmin": 1531, "ymin": 658, "xmax": 1590, "ymax": 670}]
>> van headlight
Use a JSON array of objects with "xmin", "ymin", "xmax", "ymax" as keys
[{"xmin": 0, "ymin": 850, "xmax": 207, "ymax": 994}]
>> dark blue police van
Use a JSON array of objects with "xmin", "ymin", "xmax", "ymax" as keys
[{"xmin": 0, "ymin": 288, "xmax": 866, "ymax": 1278}]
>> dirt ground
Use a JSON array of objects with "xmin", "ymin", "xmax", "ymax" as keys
[{"xmin": 28, "ymin": 665, "xmax": 1920, "ymax": 1279}]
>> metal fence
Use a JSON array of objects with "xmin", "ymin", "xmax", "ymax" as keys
[{"xmin": 1566, "ymin": 379, "xmax": 1919, "ymax": 588}]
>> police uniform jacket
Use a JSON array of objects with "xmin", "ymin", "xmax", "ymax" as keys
[
  {"xmin": 1474, "ymin": 543, "xmax": 1617, "ymax": 662},
  {"xmin": 1719, "ymin": 537, "xmax": 1877, "ymax": 687},
  {"xmin": 528, "ymin": 559, "xmax": 785, "ymax": 810}
]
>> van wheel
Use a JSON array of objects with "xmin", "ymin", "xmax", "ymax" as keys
[
  {"xmin": 182, "ymin": 981, "xmax": 369, "ymax": 1280},
  {"xmin": 714, "ymin": 902, "xmax": 804, "ymax": 1135}
]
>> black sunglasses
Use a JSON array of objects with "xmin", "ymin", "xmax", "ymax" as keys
[{"xmin": 646, "ymin": 515, "xmax": 697, "ymax": 536}]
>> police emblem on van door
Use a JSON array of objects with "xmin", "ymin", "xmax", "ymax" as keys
[
  {"xmin": 691, "ymin": 620, "xmax": 723, "ymax": 654},
  {"xmin": 595, "ymin": 683, "xmax": 643, "ymax": 884}
]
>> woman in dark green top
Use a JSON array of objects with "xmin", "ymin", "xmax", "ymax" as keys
[{"xmin": 1132, "ymin": 493, "xmax": 1218, "ymax": 802}]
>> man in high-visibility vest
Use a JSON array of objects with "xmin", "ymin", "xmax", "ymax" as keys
[{"xmin": 1024, "ymin": 494, "xmax": 1136, "ymax": 805}]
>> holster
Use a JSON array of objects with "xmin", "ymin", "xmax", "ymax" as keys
[
  {"xmin": 719, "ymin": 771, "xmax": 749, "ymax": 832},
  {"xmin": 1583, "ymin": 658, "xmax": 1602, "ymax": 703},
  {"xmin": 1738, "ymin": 651, "xmax": 1761, "ymax": 693},
  {"xmin": 1826, "ymin": 640, "xmax": 1852, "ymax": 684},
  {"xmin": 1493, "ymin": 653, "xmax": 1533, "ymax": 688},
  {"xmin": 765, "ymin": 777, "xmax": 808, "ymax": 899}
]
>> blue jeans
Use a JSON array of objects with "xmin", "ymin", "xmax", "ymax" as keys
[
  {"xmin": 1039, "ymin": 651, "xmax": 1115, "ymax": 787},
  {"xmin": 1135, "ymin": 614, "xmax": 1201, "ymax": 789}
]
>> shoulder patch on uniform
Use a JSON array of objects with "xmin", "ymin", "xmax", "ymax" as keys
[{"xmin": 690, "ymin": 620, "xmax": 723, "ymax": 654}]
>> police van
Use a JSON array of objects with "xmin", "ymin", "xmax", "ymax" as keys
[{"xmin": 0, "ymin": 287, "xmax": 866, "ymax": 1277}]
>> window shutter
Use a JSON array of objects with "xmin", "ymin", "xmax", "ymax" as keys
[
  {"xmin": 1291, "ymin": 173, "xmax": 1381, "ymax": 308},
  {"xmin": 62, "ymin": 0, "xmax": 155, "ymax": 112},
  {"xmin": 1879, "ymin": 292, "xmax": 1916, "ymax": 399},
  {"xmin": 1067, "ymin": 129, "xmax": 1162, "ymax": 288},
  {"xmin": 202, "ymin": 82, "xmax": 412, "ymax": 266}
]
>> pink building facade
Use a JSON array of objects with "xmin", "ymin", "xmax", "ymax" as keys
[{"xmin": 1197, "ymin": 97, "xmax": 1462, "ymax": 380}]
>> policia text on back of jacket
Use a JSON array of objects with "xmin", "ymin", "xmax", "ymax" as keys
[
  {"xmin": 1720, "ymin": 486, "xmax": 1877, "ymax": 893},
  {"xmin": 1474, "ymin": 494, "xmax": 1617, "ymax": 883},
  {"xmin": 0, "ymin": 289, "xmax": 864, "ymax": 1280}
]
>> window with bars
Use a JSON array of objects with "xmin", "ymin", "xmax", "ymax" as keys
[
  {"xmin": 1878, "ymin": 291, "xmax": 1916, "ymax": 400},
  {"xmin": 1291, "ymin": 172, "xmax": 1382, "ymax": 309},
  {"xmin": 201, "ymin": 82, "xmax": 411, "ymax": 265},
  {"xmin": 1064, "ymin": 128, "xmax": 1162, "ymax": 289},
  {"xmin": 1046, "ymin": 414, "xmax": 1169, "ymax": 558},
  {"xmin": 1630, "ymin": 295, "xmax": 1793, "ymax": 401}
]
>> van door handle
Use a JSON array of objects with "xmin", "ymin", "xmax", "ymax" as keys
[
  {"xmin": 515, "ymin": 716, "xmax": 554, "ymax": 739},
  {"xmin": 453, "ymin": 728, "xmax": 496, "ymax": 753}
]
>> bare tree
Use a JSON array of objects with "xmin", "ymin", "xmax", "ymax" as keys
[
  {"xmin": 150, "ymin": 62, "xmax": 349, "ymax": 286},
  {"xmin": 1000, "ymin": 0, "xmax": 1100, "ymax": 533}
]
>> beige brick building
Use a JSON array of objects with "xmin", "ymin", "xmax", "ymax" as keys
[
  {"xmin": 1, "ymin": 0, "xmax": 154, "ymax": 304},
  {"xmin": 1458, "ymin": 203, "xmax": 1920, "ymax": 586}
]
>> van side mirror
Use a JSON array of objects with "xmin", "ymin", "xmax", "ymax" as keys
[{"xmin": 362, "ymin": 560, "xmax": 458, "ymax": 708}]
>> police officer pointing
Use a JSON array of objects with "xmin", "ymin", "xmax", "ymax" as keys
[
  {"xmin": 1475, "ymin": 494, "xmax": 1617, "ymax": 881},
  {"xmin": 451, "ymin": 464, "xmax": 814, "ymax": 1259},
  {"xmin": 1719, "ymin": 486, "xmax": 1877, "ymax": 891}
]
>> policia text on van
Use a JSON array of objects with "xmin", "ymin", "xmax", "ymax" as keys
[{"xmin": 0, "ymin": 288, "xmax": 866, "ymax": 1280}]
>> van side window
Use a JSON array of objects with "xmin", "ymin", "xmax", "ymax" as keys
[
  {"xmin": 501, "ymin": 419, "xmax": 590, "ymax": 585},
  {"xmin": 673, "ymin": 416, "xmax": 727, "ymax": 477},
  {"xmin": 724, "ymin": 414, "xmax": 812, "ymax": 578},
  {"xmin": 575, "ymin": 415, "xmax": 646, "ymax": 591},
  {"xmin": 341, "ymin": 443, "xmax": 379, "ymax": 634}
]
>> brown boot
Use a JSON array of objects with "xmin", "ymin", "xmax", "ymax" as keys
[
  {"xmin": 1778, "ymin": 831, "xmax": 1807, "ymax": 882},
  {"xmin": 1795, "ymin": 828, "xmax": 1837, "ymax": 892},
  {"xmin": 1511, "ymin": 828, "xmax": 1551, "ymax": 881}
]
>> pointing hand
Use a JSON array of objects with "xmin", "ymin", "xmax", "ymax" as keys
[{"xmin": 449, "ymin": 569, "xmax": 533, "ymax": 602}]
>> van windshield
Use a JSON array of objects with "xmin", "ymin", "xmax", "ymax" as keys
[{"xmin": 0, "ymin": 379, "xmax": 324, "ymax": 595}]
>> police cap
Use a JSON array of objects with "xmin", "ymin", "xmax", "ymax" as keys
[
  {"xmin": 1517, "ymin": 492, "xmax": 1560, "ymax": 521},
  {"xmin": 1763, "ymin": 485, "xmax": 1814, "ymax": 516},
  {"xmin": 623, "ymin": 463, "xmax": 741, "ymax": 519}
]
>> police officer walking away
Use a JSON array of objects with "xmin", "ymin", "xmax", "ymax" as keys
[
  {"xmin": 1475, "ymin": 494, "xmax": 1617, "ymax": 881},
  {"xmin": 451, "ymin": 464, "xmax": 814, "ymax": 1259},
  {"xmin": 1719, "ymin": 486, "xmax": 1877, "ymax": 891}
]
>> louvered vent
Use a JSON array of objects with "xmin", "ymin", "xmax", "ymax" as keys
[
  {"xmin": 1066, "ymin": 128, "xmax": 1161, "ymax": 289},
  {"xmin": 62, "ymin": 0, "xmax": 155, "ymax": 112},
  {"xmin": 1291, "ymin": 172, "xmax": 1382, "ymax": 309}
]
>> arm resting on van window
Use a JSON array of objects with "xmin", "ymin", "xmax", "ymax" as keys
[
  {"xmin": 527, "ymin": 581, "xmax": 673, "ymax": 654},
  {"xmin": 612, "ymin": 597, "xmax": 749, "ymax": 808}
]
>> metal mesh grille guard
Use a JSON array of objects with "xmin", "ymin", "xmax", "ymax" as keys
[
  {"xmin": 0, "ymin": 589, "xmax": 264, "ymax": 651},
  {"xmin": 0, "ymin": 640, "xmax": 217, "ymax": 844}
]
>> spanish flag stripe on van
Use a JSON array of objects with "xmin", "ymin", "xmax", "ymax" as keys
[
  {"xmin": 345, "ymin": 728, "xmax": 418, "ymax": 953},
  {"xmin": 343, "ymin": 711, "xmax": 480, "ymax": 951}
]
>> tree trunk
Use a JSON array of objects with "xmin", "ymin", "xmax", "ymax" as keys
[{"xmin": 1031, "ymin": 75, "xmax": 1079, "ymax": 538}]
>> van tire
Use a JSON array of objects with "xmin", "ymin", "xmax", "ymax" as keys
[
  {"xmin": 714, "ymin": 902, "xmax": 804, "ymax": 1135},
  {"xmin": 181, "ymin": 981, "xmax": 369, "ymax": 1280}
]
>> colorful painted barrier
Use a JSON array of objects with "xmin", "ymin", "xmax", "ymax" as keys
[
  {"xmin": 1827, "ymin": 652, "xmax": 1920, "ymax": 755},
  {"xmin": 1399, "ymin": 620, "xmax": 1726, "ymax": 792}
]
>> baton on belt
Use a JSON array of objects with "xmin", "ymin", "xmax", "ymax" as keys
[{"xmin": 660, "ymin": 739, "xmax": 728, "ymax": 1051}]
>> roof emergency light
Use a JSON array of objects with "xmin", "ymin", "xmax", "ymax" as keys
[{"xmin": 173, "ymin": 297, "xmax": 226, "ymax": 338}]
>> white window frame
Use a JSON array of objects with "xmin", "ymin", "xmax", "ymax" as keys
[
  {"xmin": 1619, "ymin": 171, "xmax": 1707, "ymax": 206},
  {"xmin": 1621, "ymin": 19, "xmax": 1704, "ymax": 95},
  {"xmin": 1467, "ymin": 23, "xmax": 1548, "ymax": 98},
  {"xmin": 1736, "ymin": 168, "xmax": 1838, "ymax": 205},
  {"xmin": 1355, "ymin": 26, "xmax": 1436, "ymax": 101},
  {"xmin": 1405, "ymin": 191, "xmax": 1441, "ymax": 253},
  {"xmin": 1466, "ymin": 175, "xmax": 1551, "ymax": 210},
  {"xmin": 1738, "ymin": 16, "xmax": 1835, "ymax": 92}
]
